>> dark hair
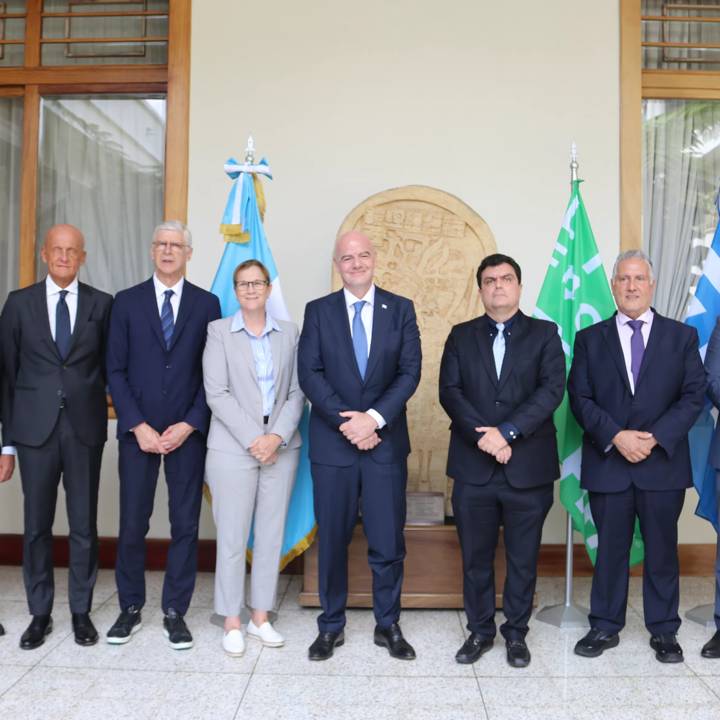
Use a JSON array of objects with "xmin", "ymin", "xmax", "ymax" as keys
[
  {"xmin": 233, "ymin": 259, "xmax": 270, "ymax": 285},
  {"xmin": 476, "ymin": 253, "xmax": 522, "ymax": 287}
]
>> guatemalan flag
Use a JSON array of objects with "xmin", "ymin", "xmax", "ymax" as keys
[
  {"xmin": 685, "ymin": 191, "xmax": 720, "ymax": 532},
  {"xmin": 210, "ymin": 151, "xmax": 316, "ymax": 568}
]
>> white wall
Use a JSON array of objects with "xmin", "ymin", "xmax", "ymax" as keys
[{"xmin": 0, "ymin": 0, "xmax": 714, "ymax": 544}]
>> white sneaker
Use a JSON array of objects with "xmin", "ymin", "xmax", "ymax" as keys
[
  {"xmin": 247, "ymin": 619, "xmax": 285, "ymax": 647},
  {"xmin": 222, "ymin": 628, "xmax": 245, "ymax": 657}
]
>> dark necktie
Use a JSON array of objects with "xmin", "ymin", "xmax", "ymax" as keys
[
  {"xmin": 55, "ymin": 289, "xmax": 71, "ymax": 360},
  {"xmin": 352, "ymin": 300, "xmax": 368, "ymax": 379},
  {"xmin": 161, "ymin": 289, "xmax": 175, "ymax": 349},
  {"xmin": 628, "ymin": 319, "xmax": 645, "ymax": 388}
]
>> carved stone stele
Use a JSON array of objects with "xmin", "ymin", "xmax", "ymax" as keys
[{"xmin": 335, "ymin": 185, "xmax": 496, "ymax": 511}]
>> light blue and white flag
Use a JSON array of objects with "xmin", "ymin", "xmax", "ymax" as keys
[
  {"xmin": 685, "ymin": 191, "xmax": 720, "ymax": 532},
  {"xmin": 210, "ymin": 153, "xmax": 316, "ymax": 568}
]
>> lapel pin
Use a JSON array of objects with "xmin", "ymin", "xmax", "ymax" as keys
[{"xmin": 381, "ymin": 304, "xmax": 387, "ymax": 309}]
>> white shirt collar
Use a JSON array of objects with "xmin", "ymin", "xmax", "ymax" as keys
[
  {"xmin": 230, "ymin": 309, "xmax": 281, "ymax": 335},
  {"xmin": 617, "ymin": 307, "xmax": 654, "ymax": 326},
  {"xmin": 343, "ymin": 284, "xmax": 375, "ymax": 308},
  {"xmin": 153, "ymin": 273, "xmax": 184, "ymax": 298},
  {"xmin": 45, "ymin": 275, "xmax": 79, "ymax": 296}
]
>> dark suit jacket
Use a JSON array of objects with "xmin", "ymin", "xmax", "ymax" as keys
[
  {"xmin": 568, "ymin": 310, "xmax": 706, "ymax": 492},
  {"xmin": 297, "ymin": 286, "xmax": 421, "ymax": 466},
  {"xmin": 701, "ymin": 317, "xmax": 720, "ymax": 469},
  {"xmin": 107, "ymin": 278, "xmax": 221, "ymax": 439},
  {"xmin": 0, "ymin": 280, "xmax": 113, "ymax": 447},
  {"xmin": 439, "ymin": 311, "xmax": 565, "ymax": 488}
]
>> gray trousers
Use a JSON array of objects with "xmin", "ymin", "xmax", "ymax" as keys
[{"xmin": 205, "ymin": 447, "xmax": 299, "ymax": 617}]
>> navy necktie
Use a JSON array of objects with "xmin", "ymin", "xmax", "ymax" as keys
[
  {"xmin": 161, "ymin": 289, "xmax": 175, "ymax": 349},
  {"xmin": 352, "ymin": 300, "xmax": 368, "ymax": 379},
  {"xmin": 628, "ymin": 319, "xmax": 645, "ymax": 388},
  {"xmin": 55, "ymin": 289, "xmax": 71, "ymax": 360}
]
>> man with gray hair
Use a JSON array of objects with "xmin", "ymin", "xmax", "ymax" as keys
[
  {"xmin": 106, "ymin": 220, "xmax": 220, "ymax": 649},
  {"xmin": 568, "ymin": 249, "xmax": 705, "ymax": 663}
]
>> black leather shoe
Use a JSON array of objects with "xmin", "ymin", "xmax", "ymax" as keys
[
  {"xmin": 163, "ymin": 608, "xmax": 193, "ymax": 650},
  {"xmin": 374, "ymin": 623, "xmax": 416, "ymax": 660},
  {"xmin": 106, "ymin": 605, "xmax": 142, "ymax": 645},
  {"xmin": 701, "ymin": 630, "xmax": 720, "ymax": 659},
  {"xmin": 574, "ymin": 628, "xmax": 620, "ymax": 658},
  {"xmin": 455, "ymin": 633, "xmax": 493, "ymax": 664},
  {"xmin": 650, "ymin": 633, "xmax": 683, "ymax": 663},
  {"xmin": 72, "ymin": 613, "xmax": 98, "ymax": 646},
  {"xmin": 20, "ymin": 615, "xmax": 52, "ymax": 650},
  {"xmin": 0, "ymin": 622, "xmax": 4, "ymax": 636},
  {"xmin": 506, "ymin": 638, "xmax": 531, "ymax": 668},
  {"xmin": 308, "ymin": 631, "xmax": 344, "ymax": 661}
]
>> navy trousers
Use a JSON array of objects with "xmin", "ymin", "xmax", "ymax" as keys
[
  {"xmin": 589, "ymin": 484, "xmax": 685, "ymax": 635},
  {"xmin": 312, "ymin": 455, "xmax": 407, "ymax": 633},
  {"xmin": 115, "ymin": 432, "xmax": 206, "ymax": 615}
]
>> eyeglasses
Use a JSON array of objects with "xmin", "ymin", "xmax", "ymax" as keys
[
  {"xmin": 152, "ymin": 241, "xmax": 188, "ymax": 253},
  {"xmin": 235, "ymin": 280, "xmax": 269, "ymax": 291}
]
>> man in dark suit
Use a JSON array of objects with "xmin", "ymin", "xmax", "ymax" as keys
[
  {"xmin": 701, "ymin": 317, "xmax": 720, "ymax": 659},
  {"xmin": 106, "ymin": 220, "xmax": 220, "ymax": 650},
  {"xmin": 439, "ymin": 253, "xmax": 564, "ymax": 667},
  {"xmin": 0, "ymin": 224, "xmax": 112, "ymax": 650},
  {"xmin": 1, "ymin": 343, "xmax": 17, "ymax": 639},
  {"xmin": 298, "ymin": 230, "xmax": 421, "ymax": 661},
  {"xmin": 569, "ymin": 249, "xmax": 705, "ymax": 663}
]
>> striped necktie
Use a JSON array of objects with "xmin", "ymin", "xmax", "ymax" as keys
[{"xmin": 161, "ymin": 289, "xmax": 175, "ymax": 349}]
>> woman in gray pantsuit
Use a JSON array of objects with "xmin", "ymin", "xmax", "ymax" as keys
[{"xmin": 203, "ymin": 260, "xmax": 304, "ymax": 657}]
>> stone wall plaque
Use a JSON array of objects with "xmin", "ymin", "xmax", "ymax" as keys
[{"xmin": 335, "ymin": 185, "xmax": 496, "ymax": 513}]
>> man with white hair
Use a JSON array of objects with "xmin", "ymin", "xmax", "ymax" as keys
[
  {"xmin": 106, "ymin": 221, "xmax": 220, "ymax": 649},
  {"xmin": 569, "ymin": 249, "xmax": 705, "ymax": 663}
]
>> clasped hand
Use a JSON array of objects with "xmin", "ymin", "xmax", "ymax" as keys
[
  {"xmin": 339, "ymin": 410, "xmax": 381, "ymax": 451},
  {"xmin": 612, "ymin": 429, "xmax": 657, "ymax": 463},
  {"xmin": 133, "ymin": 421, "xmax": 194, "ymax": 454},
  {"xmin": 475, "ymin": 426, "xmax": 512, "ymax": 465},
  {"xmin": 249, "ymin": 433, "xmax": 282, "ymax": 465}
]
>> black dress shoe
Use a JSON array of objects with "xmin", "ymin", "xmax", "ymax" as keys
[
  {"xmin": 374, "ymin": 623, "xmax": 416, "ymax": 660},
  {"xmin": 650, "ymin": 633, "xmax": 683, "ymax": 663},
  {"xmin": 20, "ymin": 615, "xmax": 52, "ymax": 650},
  {"xmin": 0, "ymin": 622, "xmax": 4, "ymax": 636},
  {"xmin": 701, "ymin": 630, "xmax": 720, "ymax": 659},
  {"xmin": 574, "ymin": 628, "xmax": 619, "ymax": 658},
  {"xmin": 308, "ymin": 630, "xmax": 344, "ymax": 661},
  {"xmin": 506, "ymin": 638, "xmax": 531, "ymax": 668},
  {"xmin": 455, "ymin": 633, "xmax": 493, "ymax": 664},
  {"xmin": 72, "ymin": 613, "xmax": 98, "ymax": 646},
  {"xmin": 106, "ymin": 605, "xmax": 142, "ymax": 644},
  {"xmin": 163, "ymin": 608, "xmax": 193, "ymax": 650}
]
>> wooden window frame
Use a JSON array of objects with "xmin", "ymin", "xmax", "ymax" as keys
[
  {"xmin": 620, "ymin": 0, "xmax": 720, "ymax": 250},
  {"xmin": 0, "ymin": 0, "xmax": 190, "ymax": 287}
]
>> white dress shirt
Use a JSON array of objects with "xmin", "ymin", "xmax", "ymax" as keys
[
  {"xmin": 46, "ymin": 274, "xmax": 79, "ymax": 339},
  {"xmin": 615, "ymin": 308, "xmax": 654, "ymax": 395},
  {"xmin": 343, "ymin": 285, "xmax": 385, "ymax": 429},
  {"xmin": 153, "ymin": 274, "xmax": 184, "ymax": 319}
]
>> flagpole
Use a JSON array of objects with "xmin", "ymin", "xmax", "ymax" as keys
[{"xmin": 536, "ymin": 142, "xmax": 589, "ymax": 629}]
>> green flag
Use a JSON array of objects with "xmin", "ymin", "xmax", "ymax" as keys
[{"xmin": 533, "ymin": 180, "xmax": 644, "ymax": 566}]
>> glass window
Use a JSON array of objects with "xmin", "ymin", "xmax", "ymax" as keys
[
  {"xmin": 0, "ymin": 95, "xmax": 22, "ymax": 303},
  {"xmin": 0, "ymin": 1, "xmax": 26, "ymax": 68},
  {"xmin": 36, "ymin": 94, "xmax": 165, "ymax": 295}
]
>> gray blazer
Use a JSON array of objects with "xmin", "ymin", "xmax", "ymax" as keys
[
  {"xmin": 203, "ymin": 315, "xmax": 304, "ymax": 455},
  {"xmin": 706, "ymin": 317, "xmax": 720, "ymax": 469}
]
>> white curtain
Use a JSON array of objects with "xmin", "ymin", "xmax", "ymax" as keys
[
  {"xmin": 0, "ymin": 97, "xmax": 23, "ymax": 304},
  {"xmin": 643, "ymin": 99, "xmax": 720, "ymax": 319},
  {"xmin": 36, "ymin": 96, "xmax": 165, "ymax": 296}
]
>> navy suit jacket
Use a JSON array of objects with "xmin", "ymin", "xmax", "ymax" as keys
[
  {"xmin": 439, "ymin": 311, "xmax": 565, "ymax": 488},
  {"xmin": 297, "ymin": 286, "xmax": 421, "ymax": 467},
  {"xmin": 568, "ymin": 310, "xmax": 706, "ymax": 492},
  {"xmin": 1, "ymin": 280, "xmax": 112, "ymax": 447},
  {"xmin": 107, "ymin": 278, "xmax": 221, "ymax": 439}
]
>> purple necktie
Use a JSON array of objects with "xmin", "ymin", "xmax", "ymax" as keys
[{"xmin": 628, "ymin": 319, "xmax": 645, "ymax": 387}]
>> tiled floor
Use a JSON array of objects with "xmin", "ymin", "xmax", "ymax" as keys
[{"xmin": 1, "ymin": 568, "xmax": 720, "ymax": 719}]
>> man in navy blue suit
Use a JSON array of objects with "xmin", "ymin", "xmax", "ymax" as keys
[
  {"xmin": 106, "ymin": 220, "xmax": 220, "ymax": 650},
  {"xmin": 298, "ymin": 230, "xmax": 421, "ymax": 661},
  {"xmin": 569, "ymin": 249, "xmax": 705, "ymax": 663}
]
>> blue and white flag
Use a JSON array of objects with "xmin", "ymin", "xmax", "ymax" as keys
[
  {"xmin": 210, "ymin": 154, "xmax": 316, "ymax": 568},
  {"xmin": 685, "ymin": 191, "xmax": 720, "ymax": 532}
]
